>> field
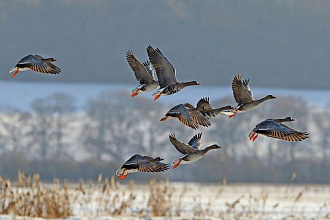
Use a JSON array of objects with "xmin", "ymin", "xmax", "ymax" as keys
[{"xmin": 0, "ymin": 172, "xmax": 329, "ymax": 219}]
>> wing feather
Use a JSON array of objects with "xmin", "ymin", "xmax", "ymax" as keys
[
  {"xmin": 232, "ymin": 75, "xmax": 254, "ymax": 104},
  {"xmin": 169, "ymin": 133, "xmax": 197, "ymax": 154},
  {"xmin": 147, "ymin": 45, "xmax": 177, "ymax": 88},
  {"xmin": 126, "ymin": 50, "xmax": 154, "ymax": 84},
  {"xmin": 187, "ymin": 133, "xmax": 202, "ymax": 149}
]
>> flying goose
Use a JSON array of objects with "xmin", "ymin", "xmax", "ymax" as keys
[
  {"xmin": 249, "ymin": 117, "xmax": 309, "ymax": 142},
  {"xmin": 196, "ymin": 97, "xmax": 234, "ymax": 119},
  {"xmin": 169, "ymin": 133, "xmax": 221, "ymax": 169},
  {"xmin": 126, "ymin": 50, "xmax": 159, "ymax": 97},
  {"xmin": 160, "ymin": 103, "xmax": 211, "ymax": 129},
  {"xmin": 9, "ymin": 54, "xmax": 61, "ymax": 78},
  {"xmin": 147, "ymin": 45, "xmax": 200, "ymax": 100},
  {"xmin": 230, "ymin": 74, "xmax": 276, "ymax": 118},
  {"xmin": 116, "ymin": 154, "xmax": 169, "ymax": 180}
]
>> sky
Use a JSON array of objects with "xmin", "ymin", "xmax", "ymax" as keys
[{"xmin": 0, "ymin": 0, "xmax": 330, "ymax": 89}]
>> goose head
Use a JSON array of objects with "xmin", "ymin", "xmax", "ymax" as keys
[{"xmin": 266, "ymin": 95, "xmax": 276, "ymax": 99}]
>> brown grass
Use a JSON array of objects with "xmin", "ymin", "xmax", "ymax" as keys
[
  {"xmin": 0, "ymin": 170, "xmax": 72, "ymax": 218},
  {"xmin": 0, "ymin": 171, "xmax": 328, "ymax": 219}
]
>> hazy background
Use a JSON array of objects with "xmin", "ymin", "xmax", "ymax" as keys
[
  {"xmin": 0, "ymin": 0, "xmax": 329, "ymax": 184},
  {"xmin": 1, "ymin": 0, "xmax": 330, "ymax": 88}
]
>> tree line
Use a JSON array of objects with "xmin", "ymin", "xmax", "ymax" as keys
[{"xmin": 0, "ymin": 90, "xmax": 329, "ymax": 183}]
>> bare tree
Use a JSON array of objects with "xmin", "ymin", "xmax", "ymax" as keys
[
  {"xmin": 0, "ymin": 110, "xmax": 31, "ymax": 154},
  {"xmin": 47, "ymin": 93, "xmax": 76, "ymax": 159}
]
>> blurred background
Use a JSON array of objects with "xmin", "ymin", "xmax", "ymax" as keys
[{"xmin": 0, "ymin": 0, "xmax": 329, "ymax": 183}]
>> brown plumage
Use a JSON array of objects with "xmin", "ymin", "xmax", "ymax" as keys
[
  {"xmin": 230, "ymin": 74, "xmax": 276, "ymax": 118},
  {"xmin": 116, "ymin": 154, "xmax": 169, "ymax": 180},
  {"xmin": 9, "ymin": 54, "xmax": 61, "ymax": 78},
  {"xmin": 249, "ymin": 117, "xmax": 309, "ymax": 142},
  {"xmin": 160, "ymin": 103, "xmax": 211, "ymax": 129}
]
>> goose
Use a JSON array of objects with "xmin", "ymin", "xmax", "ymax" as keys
[
  {"xmin": 147, "ymin": 45, "xmax": 200, "ymax": 100},
  {"xmin": 116, "ymin": 154, "xmax": 169, "ymax": 180},
  {"xmin": 160, "ymin": 103, "xmax": 211, "ymax": 129},
  {"xmin": 169, "ymin": 133, "xmax": 221, "ymax": 169},
  {"xmin": 126, "ymin": 50, "xmax": 159, "ymax": 97},
  {"xmin": 9, "ymin": 54, "xmax": 61, "ymax": 78},
  {"xmin": 249, "ymin": 117, "xmax": 309, "ymax": 142},
  {"xmin": 196, "ymin": 97, "xmax": 234, "ymax": 119},
  {"xmin": 230, "ymin": 74, "xmax": 276, "ymax": 118}
]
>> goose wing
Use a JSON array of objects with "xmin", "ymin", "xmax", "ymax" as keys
[
  {"xmin": 251, "ymin": 120, "xmax": 309, "ymax": 142},
  {"xmin": 169, "ymin": 133, "xmax": 197, "ymax": 154},
  {"xmin": 138, "ymin": 160, "xmax": 169, "ymax": 173},
  {"xmin": 126, "ymin": 50, "xmax": 155, "ymax": 84},
  {"xmin": 121, "ymin": 154, "xmax": 169, "ymax": 172},
  {"xmin": 232, "ymin": 75, "xmax": 254, "ymax": 104},
  {"xmin": 16, "ymin": 54, "xmax": 60, "ymax": 74},
  {"xmin": 187, "ymin": 133, "xmax": 202, "ymax": 149},
  {"xmin": 167, "ymin": 104, "xmax": 199, "ymax": 129},
  {"xmin": 184, "ymin": 102, "xmax": 211, "ymax": 127},
  {"xmin": 190, "ymin": 111, "xmax": 211, "ymax": 127},
  {"xmin": 197, "ymin": 97, "xmax": 213, "ymax": 110},
  {"xmin": 147, "ymin": 45, "xmax": 177, "ymax": 88},
  {"xmin": 143, "ymin": 60, "xmax": 156, "ymax": 80}
]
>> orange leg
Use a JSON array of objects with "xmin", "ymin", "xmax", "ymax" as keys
[
  {"xmin": 173, "ymin": 159, "xmax": 182, "ymax": 169},
  {"xmin": 154, "ymin": 93, "xmax": 161, "ymax": 101},
  {"xmin": 131, "ymin": 91, "xmax": 139, "ymax": 97},
  {"xmin": 229, "ymin": 110, "xmax": 237, "ymax": 118},
  {"xmin": 119, "ymin": 173, "xmax": 128, "ymax": 180},
  {"xmin": 252, "ymin": 134, "xmax": 258, "ymax": 141},
  {"xmin": 117, "ymin": 169, "xmax": 128, "ymax": 180},
  {"xmin": 249, "ymin": 132, "xmax": 256, "ymax": 140},
  {"xmin": 12, "ymin": 68, "xmax": 19, "ymax": 78},
  {"xmin": 160, "ymin": 116, "xmax": 169, "ymax": 121}
]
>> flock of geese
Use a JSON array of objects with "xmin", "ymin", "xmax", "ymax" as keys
[{"xmin": 8, "ymin": 47, "xmax": 309, "ymax": 180}]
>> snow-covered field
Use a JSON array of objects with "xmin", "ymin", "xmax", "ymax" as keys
[{"xmin": 1, "ymin": 182, "xmax": 329, "ymax": 219}]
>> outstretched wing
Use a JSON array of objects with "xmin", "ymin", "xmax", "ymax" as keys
[
  {"xmin": 138, "ymin": 160, "xmax": 169, "ymax": 172},
  {"xmin": 166, "ymin": 104, "xmax": 198, "ymax": 129},
  {"xmin": 16, "ymin": 54, "xmax": 60, "ymax": 74},
  {"xmin": 232, "ymin": 74, "xmax": 254, "ymax": 104},
  {"xmin": 121, "ymin": 154, "xmax": 169, "ymax": 172},
  {"xmin": 187, "ymin": 133, "xmax": 202, "ymax": 149},
  {"xmin": 143, "ymin": 60, "xmax": 156, "ymax": 80},
  {"xmin": 197, "ymin": 97, "xmax": 213, "ymax": 110},
  {"xmin": 190, "ymin": 111, "xmax": 211, "ymax": 127},
  {"xmin": 126, "ymin": 50, "xmax": 155, "ymax": 84},
  {"xmin": 251, "ymin": 120, "xmax": 309, "ymax": 142},
  {"xmin": 169, "ymin": 133, "xmax": 197, "ymax": 154},
  {"xmin": 147, "ymin": 45, "xmax": 177, "ymax": 88}
]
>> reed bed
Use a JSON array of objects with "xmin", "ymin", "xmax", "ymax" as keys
[{"xmin": 0, "ymin": 171, "xmax": 329, "ymax": 219}]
